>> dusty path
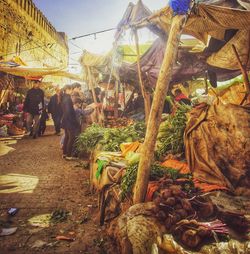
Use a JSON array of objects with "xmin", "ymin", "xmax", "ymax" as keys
[{"xmin": 0, "ymin": 127, "xmax": 117, "ymax": 254}]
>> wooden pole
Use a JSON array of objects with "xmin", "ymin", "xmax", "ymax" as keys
[
  {"xmin": 122, "ymin": 83, "xmax": 126, "ymax": 109},
  {"xmin": 133, "ymin": 15, "xmax": 186, "ymax": 204},
  {"xmin": 87, "ymin": 67, "xmax": 98, "ymax": 104},
  {"xmin": 114, "ymin": 80, "xmax": 119, "ymax": 118},
  {"xmin": 134, "ymin": 29, "xmax": 151, "ymax": 123},
  {"xmin": 204, "ymin": 71, "xmax": 209, "ymax": 95},
  {"xmin": 87, "ymin": 67, "xmax": 99, "ymax": 123},
  {"xmin": 121, "ymin": 88, "xmax": 135, "ymax": 117},
  {"xmin": 232, "ymin": 44, "xmax": 250, "ymax": 94}
]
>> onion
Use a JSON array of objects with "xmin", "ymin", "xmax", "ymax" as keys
[{"xmin": 181, "ymin": 229, "xmax": 201, "ymax": 248}]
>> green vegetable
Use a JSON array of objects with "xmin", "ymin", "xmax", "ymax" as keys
[
  {"xmin": 76, "ymin": 122, "xmax": 146, "ymax": 153},
  {"xmin": 125, "ymin": 152, "xmax": 141, "ymax": 165},
  {"xmin": 120, "ymin": 162, "xmax": 190, "ymax": 200},
  {"xmin": 156, "ymin": 103, "xmax": 191, "ymax": 158}
]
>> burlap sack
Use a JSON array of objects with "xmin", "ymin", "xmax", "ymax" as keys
[{"xmin": 185, "ymin": 100, "xmax": 250, "ymax": 190}]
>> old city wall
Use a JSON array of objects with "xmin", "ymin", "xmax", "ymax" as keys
[{"xmin": 0, "ymin": 0, "xmax": 68, "ymax": 68}]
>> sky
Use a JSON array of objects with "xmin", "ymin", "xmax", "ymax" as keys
[{"xmin": 32, "ymin": 0, "xmax": 166, "ymax": 73}]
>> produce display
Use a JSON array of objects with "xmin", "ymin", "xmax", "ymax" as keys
[
  {"xmin": 151, "ymin": 176, "xmax": 249, "ymax": 250},
  {"xmin": 120, "ymin": 162, "xmax": 192, "ymax": 200},
  {"xmin": 76, "ymin": 122, "xmax": 146, "ymax": 152},
  {"xmin": 156, "ymin": 103, "xmax": 191, "ymax": 158},
  {"xmin": 104, "ymin": 117, "xmax": 134, "ymax": 128}
]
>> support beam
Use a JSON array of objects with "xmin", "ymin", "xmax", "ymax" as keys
[
  {"xmin": 114, "ymin": 80, "xmax": 119, "ymax": 118},
  {"xmin": 134, "ymin": 29, "xmax": 151, "ymax": 123},
  {"xmin": 87, "ymin": 67, "xmax": 100, "ymax": 123},
  {"xmin": 204, "ymin": 71, "xmax": 209, "ymax": 95},
  {"xmin": 133, "ymin": 15, "xmax": 186, "ymax": 204},
  {"xmin": 232, "ymin": 44, "xmax": 250, "ymax": 94},
  {"xmin": 87, "ymin": 67, "xmax": 98, "ymax": 104}
]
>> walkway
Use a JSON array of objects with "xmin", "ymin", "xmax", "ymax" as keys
[{"xmin": 0, "ymin": 127, "xmax": 116, "ymax": 254}]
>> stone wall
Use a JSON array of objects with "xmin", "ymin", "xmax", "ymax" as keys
[{"xmin": 0, "ymin": 0, "xmax": 69, "ymax": 69}]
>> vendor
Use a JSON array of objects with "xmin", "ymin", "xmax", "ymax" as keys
[
  {"xmin": 131, "ymin": 92, "xmax": 144, "ymax": 113},
  {"xmin": 48, "ymin": 86, "xmax": 63, "ymax": 135},
  {"xmin": 174, "ymin": 89, "xmax": 191, "ymax": 106},
  {"xmin": 23, "ymin": 80, "xmax": 44, "ymax": 139}
]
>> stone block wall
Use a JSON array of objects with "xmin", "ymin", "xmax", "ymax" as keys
[{"xmin": 0, "ymin": 0, "xmax": 69, "ymax": 69}]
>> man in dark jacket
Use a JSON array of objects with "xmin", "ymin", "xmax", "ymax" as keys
[
  {"xmin": 23, "ymin": 80, "xmax": 44, "ymax": 139},
  {"xmin": 48, "ymin": 86, "xmax": 62, "ymax": 135},
  {"xmin": 61, "ymin": 85, "xmax": 79, "ymax": 159}
]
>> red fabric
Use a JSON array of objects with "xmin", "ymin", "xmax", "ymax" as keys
[
  {"xmin": 175, "ymin": 93, "xmax": 189, "ymax": 102},
  {"xmin": 25, "ymin": 76, "xmax": 43, "ymax": 81},
  {"xmin": 161, "ymin": 159, "xmax": 190, "ymax": 174},
  {"xmin": 193, "ymin": 178, "xmax": 229, "ymax": 192},
  {"xmin": 145, "ymin": 181, "xmax": 160, "ymax": 201}
]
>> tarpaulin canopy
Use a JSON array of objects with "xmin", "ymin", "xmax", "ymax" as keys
[
  {"xmin": 115, "ymin": 0, "xmax": 165, "ymax": 40},
  {"xmin": 0, "ymin": 66, "xmax": 82, "ymax": 82},
  {"xmin": 0, "ymin": 56, "xmax": 27, "ymax": 67},
  {"xmin": 118, "ymin": 43, "xmax": 151, "ymax": 63},
  {"xmin": 120, "ymin": 0, "xmax": 250, "ymax": 85},
  {"xmin": 143, "ymin": 0, "xmax": 250, "ymax": 42},
  {"xmin": 118, "ymin": 38, "xmax": 241, "ymax": 89},
  {"xmin": 80, "ymin": 51, "xmax": 111, "ymax": 69},
  {"xmin": 80, "ymin": 0, "xmax": 248, "ymax": 89}
]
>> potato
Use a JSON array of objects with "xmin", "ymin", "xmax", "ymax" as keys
[{"xmin": 165, "ymin": 197, "xmax": 176, "ymax": 206}]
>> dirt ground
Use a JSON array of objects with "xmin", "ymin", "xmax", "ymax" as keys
[{"xmin": 0, "ymin": 126, "xmax": 117, "ymax": 254}]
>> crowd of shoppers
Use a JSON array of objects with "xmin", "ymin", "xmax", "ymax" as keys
[{"xmin": 23, "ymin": 81, "xmax": 97, "ymax": 160}]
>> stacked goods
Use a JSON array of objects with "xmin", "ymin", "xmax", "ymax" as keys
[
  {"xmin": 153, "ymin": 186, "xmax": 214, "ymax": 224},
  {"xmin": 120, "ymin": 163, "xmax": 192, "ymax": 200},
  {"xmin": 151, "ymin": 178, "xmax": 250, "ymax": 250},
  {"xmin": 173, "ymin": 220, "xmax": 229, "ymax": 249},
  {"xmin": 156, "ymin": 104, "xmax": 191, "ymax": 158},
  {"xmin": 76, "ymin": 124, "xmax": 105, "ymax": 152},
  {"xmin": 76, "ymin": 122, "xmax": 146, "ymax": 153},
  {"xmin": 104, "ymin": 117, "xmax": 134, "ymax": 128}
]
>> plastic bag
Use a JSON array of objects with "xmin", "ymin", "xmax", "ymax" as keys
[{"xmin": 0, "ymin": 125, "xmax": 8, "ymax": 137}]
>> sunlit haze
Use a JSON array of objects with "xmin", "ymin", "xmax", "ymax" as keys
[{"xmin": 32, "ymin": 0, "xmax": 167, "ymax": 73}]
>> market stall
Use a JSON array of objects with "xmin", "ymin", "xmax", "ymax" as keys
[{"xmin": 75, "ymin": 1, "xmax": 250, "ymax": 253}]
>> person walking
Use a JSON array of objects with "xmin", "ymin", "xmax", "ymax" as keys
[
  {"xmin": 61, "ymin": 85, "xmax": 79, "ymax": 160},
  {"xmin": 71, "ymin": 82, "xmax": 83, "ymax": 104},
  {"xmin": 48, "ymin": 86, "xmax": 63, "ymax": 135},
  {"xmin": 23, "ymin": 80, "xmax": 44, "ymax": 139}
]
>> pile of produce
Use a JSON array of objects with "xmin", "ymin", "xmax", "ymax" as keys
[
  {"xmin": 120, "ymin": 163, "xmax": 192, "ymax": 200},
  {"xmin": 76, "ymin": 122, "xmax": 146, "ymax": 153},
  {"xmin": 150, "ymin": 177, "xmax": 250, "ymax": 250},
  {"xmin": 156, "ymin": 103, "xmax": 191, "ymax": 158},
  {"xmin": 153, "ymin": 180, "xmax": 213, "ymax": 227},
  {"xmin": 104, "ymin": 117, "xmax": 134, "ymax": 128}
]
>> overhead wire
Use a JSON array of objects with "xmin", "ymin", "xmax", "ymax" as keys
[{"xmin": 69, "ymin": 27, "xmax": 116, "ymax": 41}]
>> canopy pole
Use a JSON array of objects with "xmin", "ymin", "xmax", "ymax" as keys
[
  {"xmin": 87, "ymin": 67, "xmax": 100, "ymax": 123},
  {"xmin": 204, "ymin": 71, "xmax": 209, "ymax": 95},
  {"xmin": 114, "ymin": 80, "xmax": 119, "ymax": 118},
  {"xmin": 87, "ymin": 67, "xmax": 98, "ymax": 104},
  {"xmin": 232, "ymin": 45, "xmax": 250, "ymax": 94},
  {"xmin": 134, "ymin": 29, "xmax": 151, "ymax": 123},
  {"xmin": 133, "ymin": 15, "xmax": 186, "ymax": 204}
]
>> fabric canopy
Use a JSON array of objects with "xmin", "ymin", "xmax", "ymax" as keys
[
  {"xmin": 145, "ymin": 1, "xmax": 250, "ymax": 43},
  {"xmin": 132, "ymin": 0, "xmax": 250, "ymax": 73},
  {"xmin": 80, "ymin": 0, "xmax": 249, "ymax": 89},
  {"xmin": 115, "ymin": 0, "xmax": 165, "ymax": 40},
  {"xmin": 118, "ymin": 38, "xmax": 241, "ymax": 89},
  {"xmin": 0, "ymin": 66, "xmax": 82, "ymax": 82},
  {"xmin": 79, "ymin": 50, "xmax": 112, "ymax": 78}
]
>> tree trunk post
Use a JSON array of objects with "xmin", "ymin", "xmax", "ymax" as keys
[
  {"xmin": 134, "ymin": 29, "xmax": 151, "ymax": 123},
  {"xmin": 133, "ymin": 15, "xmax": 186, "ymax": 204},
  {"xmin": 232, "ymin": 45, "xmax": 250, "ymax": 93},
  {"xmin": 114, "ymin": 80, "xmax": 119, "ymax": 118},
  {"xmin": 87, "ymin": 67, "xmax": 100, "ymax": 123}
]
